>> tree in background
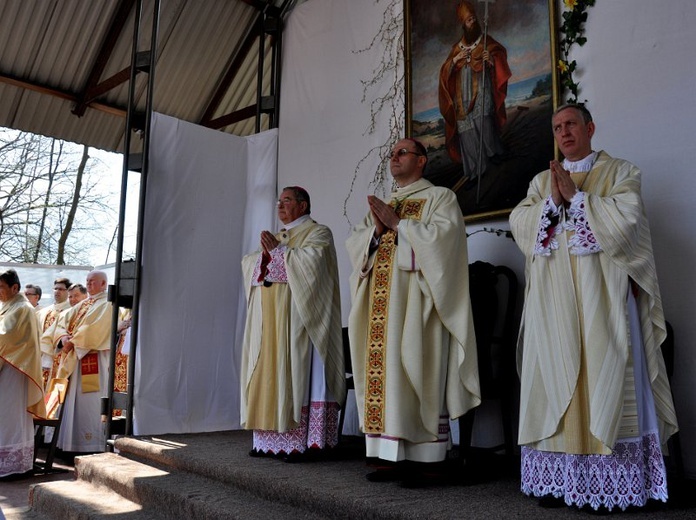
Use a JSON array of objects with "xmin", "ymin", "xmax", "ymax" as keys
[{"xmin": 0, "ymin": 128, "xmax": 119, "ymax": 265}]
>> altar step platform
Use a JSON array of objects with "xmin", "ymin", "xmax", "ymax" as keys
[{"xmin": 18, "ymin": 430, "xmax": 696, "ymax": 520}]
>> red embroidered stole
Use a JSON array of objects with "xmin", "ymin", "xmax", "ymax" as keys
[{"xmin": 80, "ymin": 352, "xmax": 100, "ymax": 393}]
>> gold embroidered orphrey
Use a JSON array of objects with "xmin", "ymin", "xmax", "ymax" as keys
[{"xmin": 364, "ymin": 198, "xmax": 425, "ymax": 433}]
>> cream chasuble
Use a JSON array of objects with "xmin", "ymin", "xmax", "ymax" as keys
[
  {"xmin": 50, "ymin": 291, "xmax": 112, "ymax": 452},
  {"xmin": 510, "ymin": 151, "xmax": 678, "ymax": 452},
  {"xmin": 53, "ymin": 291, "xmax": 112, "ymax": 384},
  {"xmin": 240, "ymin": 219, "xmax": 344, "ymax": 432},
  {"xmin": 38, "ymin": 300, "xmax": 71, "ymax": 385},
  {"xmin": 347, "ymin": 178, "xmax": 480, "ymax": 459},
  {"xmin": 0, "ymin": 293, "xmax": 46, "ymax": 419}
]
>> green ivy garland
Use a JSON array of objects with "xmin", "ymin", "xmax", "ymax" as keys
[{"xmin": 558, "ymin": 0, "xmax": 596, "ymax": 104}]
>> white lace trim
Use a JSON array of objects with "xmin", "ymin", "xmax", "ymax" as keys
[
  {"xmin": 252, "ymin": 401, "xmax": 340, "ymax": 454},
  {"xmin": 251, "ymin": 245, "xmax": 289, "ymax": 286},
  {"xmin": 0, "ymin": 440, "xmax": 33, "ymax": 477},
  {"xmin": 563, "ymin": 151, "xmax": 597, "ymax": 173},
  {"xmin": 521, "ymin": 431, "xmax": 668, "ymax": 511},
  {"xmin": 533, "ymin": 196, "xmax": 562, "ymax": 257},
  {"xmin": 533, "ymin": 192, "xmax": 602, "ymax": 257},
  {"xmin": 565, "ymin": 191, "xmax": 602, "ymax": 256}
]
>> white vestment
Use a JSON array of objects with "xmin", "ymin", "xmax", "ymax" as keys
[
  {"xmin": 53, "ymin": 291, "xmax": 113, "ymax": 452},
  {"xmin": 510, "ymin": 151, "xmax": 678, "ymax": 511},
  {"xmin": 346, "ymin": 178, "xmax": 480, "ymax": 463},
  {"xmin": 240, "ymin": 217, "xmax": 344, "ymax": 454},
  {"xmin": 0, "ymin": 293, "xmax": 45, "ymax": 476}
]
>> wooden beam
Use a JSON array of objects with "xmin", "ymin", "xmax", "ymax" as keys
[
  {"xmin": 203, "ymin": 104, "xmax": 257, "ymax": 129},
  {"xmin": 73, "ymin": 0, "xmax": 136, "ymax": 116},
  {"xmin": 0, "ymin": 72, "xmax": 128, "ymax": 120},
  {"xmin": 86, "ymin": 67, "xmax": 132, "ymax": 100},
  {"xmin": 199, "ymin": 17, "xmax": 262, "ymax": 125}
]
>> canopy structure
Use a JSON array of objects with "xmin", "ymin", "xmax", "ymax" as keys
[
  {"xmin": 0, "ymin": 0, "xmax": 297, "ymax": 153},
  {"xmin": 0, "ymin": 0, "xmax": 300, "ymax": 439}
]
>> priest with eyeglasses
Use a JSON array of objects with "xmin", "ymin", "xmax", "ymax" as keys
[{"xmin": 346, "ymin": 138, "xmax": 480, "ymax": 486}]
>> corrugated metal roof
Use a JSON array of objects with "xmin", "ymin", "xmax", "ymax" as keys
[{"xmin": 0, "ymin": 0, "xmax": 288, "ymax": 153}]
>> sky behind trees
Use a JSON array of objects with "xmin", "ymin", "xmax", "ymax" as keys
[{"xmin": 0, "ymin": 127, "xmax": 139, "ymax": 267}]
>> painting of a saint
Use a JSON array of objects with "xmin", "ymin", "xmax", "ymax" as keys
[{"xmin": 408, "ymin": 0, "xmax": 557, "ymax": 219}]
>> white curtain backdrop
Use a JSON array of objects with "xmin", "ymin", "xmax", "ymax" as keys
[{"xmin": 133, "ymin": 113, "xmax": 277, "ymax": 434}]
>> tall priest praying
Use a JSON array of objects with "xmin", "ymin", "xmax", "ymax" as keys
[
  {"xmin": 240, "ymin": 186, "xmax": 345, "ymax": 461},
  {"xmin": 510, "ymin": 104, "xmax": 679, "ymax": 512}
]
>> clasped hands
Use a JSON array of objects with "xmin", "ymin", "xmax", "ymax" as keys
[
  {"xmin": 259, "ymin": 230, "xmax": 280, "ymax": 253},
  {"xmin": 550, "ymin": 160, "xmax": 579, "ymax": 208},
  {"xmin": 368, "ymin": 195, "xmax": 400, "ymax": 238},
  {"xmin": 59, "ymin": 335, "xmax": 75, "ymax": 354}
]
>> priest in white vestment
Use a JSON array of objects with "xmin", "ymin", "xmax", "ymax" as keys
[
  {"xmin": 241, "ymin": 186, "xmax": 345, "ymax": 461},
  {"xmin": 347, "ymin": 138, "xmax": 480, "ymax": 485},
  {"xmin": 37, "ymin": 277, "xmax": 72, "ymax": 387},
  {"xmin": 53, "ymin": 270, "xmax": 113, "ymax": 453},
  {"xmin": 510, "ymin": 104, "xmax": 678, "ymax": 511},
  {"xmin": 0, "ymin": 269, "xmax": 46, "ymax": 477}
]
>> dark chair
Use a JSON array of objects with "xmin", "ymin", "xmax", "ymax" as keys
[
  {"xmin": 33, "ymin": 377, "xmax": 70, "ymax": 473},
  {"xmin": 459, "ymin": 261, "xmax": 518, "ymax": 463},
  {"xmin": 661, "ymin": 321, "xmax": 685, "ymax": 480},
  {"xmin": 337, "ymin": 327, "xmax": 355, "ymax": 440}
]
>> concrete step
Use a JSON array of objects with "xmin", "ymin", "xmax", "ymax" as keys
[
  {"xmin": 110, "ymin": 433, "xmax": 373, "ymax": 519},
  {"xmin": 60, "ymin": 452, "xmax": 328, "ymax": 519},
  {"xmin": 28, "ymin": 478, "xmax": 167, "ymax": 519}
]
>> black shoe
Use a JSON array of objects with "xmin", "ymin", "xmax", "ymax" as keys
[
  {"xmin": 248, "ymin": 448, "xmax": 266, "ymax": 458},
  {"xmin": 282, "ymin": 451, "xmax": 307, "ymax": 463},
  {"xmin": 366, "ymin": 467, "xmax": 402, "ymax": 482},
  {"xmin": 400, "ymin": 470, "xmax": 451, "ymax": 489},
  {"xmin": 538, "ymin": 495, "xmax": 566, "ymax": 508}
]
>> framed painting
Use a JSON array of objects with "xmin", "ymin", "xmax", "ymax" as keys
[{"xmin": 406, "ymin": 0, "xmax": 559, "ymax": 221}]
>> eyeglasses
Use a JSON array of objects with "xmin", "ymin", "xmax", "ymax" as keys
[
  {"xmin": 389, "ymin": 148, "xmax": 423, "ymax": 160},
  {"xmin": 277, "ymin": 197, "xmax": 297, "ymax": 205},
  {"xmin": 25, "ymin": 292, "xmax": 37, "ymax": 296}
]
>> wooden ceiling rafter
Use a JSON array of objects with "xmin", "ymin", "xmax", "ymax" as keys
[
  {"xmin": 199, "ymin": 16, "xmax": 263, "ymax": 127},
  {"xmin": 200, "ymin": 0, "xmax": 284, "ymax": 130},
  {"xmin": 0, "ymin": 71, "xmax": 128, "ymax": 119},
  {"xmin": 72, "ymin": 0, "xmax": 137, "ymax": 117}
]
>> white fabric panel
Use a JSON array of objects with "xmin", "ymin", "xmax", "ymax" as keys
[
  {"xmin": 134, "ymin": 113, "xmax": 277, "ymax": 434},
  {"xmin": 233, "ymin": 132, "xmax": 280, "ymax": 363}
]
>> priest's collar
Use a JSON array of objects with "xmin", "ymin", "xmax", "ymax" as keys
[
  {"xmin": 563, "ymin": 151, "xmax": 598, "ymax": 173},
  {"xmin": 282, "ymin": 214, "xmax": 311, "ymax": 231},
  {"xmin": 393, "ymin": 177, "xmax": 431, "ymax": 195},
  {"xmin": 89, "ymin": 291, "xmax": 107, "ymax": 301}
]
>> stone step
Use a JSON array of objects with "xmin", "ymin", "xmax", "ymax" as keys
[
  {"xmin": 28, "ymin": 478, "xmax": 167, "ymax": 519},
  {"xmin": 110, "ymin": 432, "xmax": 376, "ymax": 519},
  {"xmin": 64, "ymin": 452, "xmax": 328, "ymax": 519}
]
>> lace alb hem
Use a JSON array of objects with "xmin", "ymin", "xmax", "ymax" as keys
[
  {"xmin": 565, "ymin": 191, "xmax": 602, "ymax": 256},
  {"xmin": 520, "ymin": 431, "xmax": 668, "ymax": 511},
  {"xmin": 252, "ymin": 401, "xmax": 340, "ymax": 454},
  {"xmin": 0, "ymin": 441, "xmax": 33, "ymax": 477},
  {"xmin": 533, "ymin": 197, "xmax": 561, "ymax": 257}
]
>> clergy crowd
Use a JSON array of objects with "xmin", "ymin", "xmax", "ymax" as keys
[
  {"xmin": 1, "ymin": 103, "xmax": 678, "ymax": 513},
  {"xmin": 0, "ymin": 269, "xmax": 132, "ymax": 479}
]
